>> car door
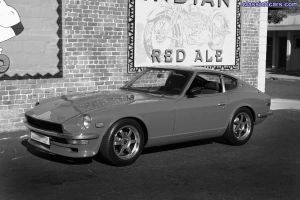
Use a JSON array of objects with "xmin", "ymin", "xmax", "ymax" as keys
[{"xmin": 174, "ymin": 72, "xmax": 229, "ymax": 136}]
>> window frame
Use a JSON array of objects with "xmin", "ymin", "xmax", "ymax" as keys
[
  {"xmin": 222, "ymin": 75, "xmax": 238, "ymax": 92},
  {"xmin": 185, "ymin": 72, "xmax": 225, "ymax": 97}
]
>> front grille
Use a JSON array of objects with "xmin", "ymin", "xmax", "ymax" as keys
[{"xmin": 26, "ymin": 114, "xmax": 63, "ymax": 133}]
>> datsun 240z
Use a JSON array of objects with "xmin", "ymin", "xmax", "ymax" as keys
[{"xmin": 24, "ymin": 67, "xmax": 272, "ymax": 166}]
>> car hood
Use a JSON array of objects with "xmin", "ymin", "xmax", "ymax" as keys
[{"xmin": 25, "ymin": 89, "xmax": 165, "ymax": 123}]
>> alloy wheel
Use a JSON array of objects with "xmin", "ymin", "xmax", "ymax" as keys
[
  {"xmin": 113, "ymin": 125, "xmax": 141, "ymax": 160},
  {"xmin": 232, "ymin": 112, "xmax": 252, "ymax": 140}
]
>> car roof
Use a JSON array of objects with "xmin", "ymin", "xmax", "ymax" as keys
[{"xmin": 145, "ymin": 66, "xmax": 239, "ymax": 80}]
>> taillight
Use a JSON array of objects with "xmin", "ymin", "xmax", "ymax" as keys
[{"xmin": 266, "ymin": 99, "xmax": 271, "ymax": 107}]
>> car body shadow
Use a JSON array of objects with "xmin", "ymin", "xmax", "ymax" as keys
[
  {"xmin": 143, "ymin": 137, "xmax": 225, "ymax": 154},
  {"xmin": 22, "ymin": 137, "xmax": 226, "ymax": 165}
]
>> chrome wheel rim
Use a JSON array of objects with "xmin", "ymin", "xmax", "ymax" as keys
[
  {"xmin": 233, "ymin": 112, "xmax": 252, "ymax": 140},
  {"xmin": 113, "ymin": 125, "xmax": 140, "ymax": 160}
]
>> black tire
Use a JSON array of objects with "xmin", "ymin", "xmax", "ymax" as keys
[
  {"xmin": 99, "ymin": 119, "xmax": 145, "ymax": 166},
  {"xmin": 223, "ymin": 107, "xmax": 254, "ymax": 146}
]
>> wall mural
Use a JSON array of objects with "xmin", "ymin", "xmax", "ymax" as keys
[
  {"xmin": 0, "ymin": 0, "xmax": 23, "ymax": 74},
  {"xmin": 0, "ymin": 0, "xmax": 62, "ymax": 80},
  {"xmin": 128, "ymin": 0, "xmax": 241, "ymax": 73}
]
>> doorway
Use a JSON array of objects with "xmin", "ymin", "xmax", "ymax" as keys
[
  {"xmin": 266, "ymin": 36, "xmax": 273, "ymax": 68},
  {"xmin": 278, "ymin": 37, "xmax": 287, "ymax": 69}
]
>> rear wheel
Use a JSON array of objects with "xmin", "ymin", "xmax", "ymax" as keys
[
  {"xmin": 100, "ymin": 119, "xmax": 145, "ymax": 166},
  {"xmin": 223, "ymin": 108, "xmax": 254, "ymax": 145}
]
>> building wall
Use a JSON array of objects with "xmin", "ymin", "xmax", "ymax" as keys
[
  {"xmin": 232, "ymin": 2, "xmax": 267, "ymax": 90},
  {"xmin": 0, "ymin": 0, "xmax": 267, "ymax": 132}
]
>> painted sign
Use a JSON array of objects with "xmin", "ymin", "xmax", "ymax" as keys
[
  {"xmin": 0, "ymin": 0, "xmax": 23, "ymax": 74},
  {"xmin": 128, "ymin": 0, "xmax": 241, "ymax": 73},
  {"xmin": 0, "ymin": 0, "xmax": 62, "ymax": 80}
]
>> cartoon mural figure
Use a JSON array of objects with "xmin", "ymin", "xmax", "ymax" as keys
[{"xmin": 0, "ymin": 0, "xmax": 24, "ymax": 73}]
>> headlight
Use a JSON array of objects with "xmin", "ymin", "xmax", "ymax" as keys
[{"xmin": 82, "ymin": 114, "xmax": 92, "ymax": 129}]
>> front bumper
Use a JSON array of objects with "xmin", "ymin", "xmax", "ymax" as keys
[{"xmin": 25, "ymin": 122, "xmax": 100, "ymax": 158}]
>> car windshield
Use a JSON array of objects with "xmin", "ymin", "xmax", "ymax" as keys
[{"xmin": 122, "ymin": 68, "xmax": 193, "ymax": 95}]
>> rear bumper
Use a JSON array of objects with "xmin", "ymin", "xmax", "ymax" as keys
[
  {"xmin": 25, "ymin": 122, "xmax": 100, "ymax": 158},
  {"xmin": 255, "ymin": 110, "xmax": 273, "ymax": 125},
  {"xmin": 257, "ymin": 110, "xmax": 273, "ymax": 118}
]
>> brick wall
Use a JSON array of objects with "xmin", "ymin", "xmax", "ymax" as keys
[
  {"xmin": 233, "ymin": 2, "xmax": 261, "ymax": 88},
  {"xmin": 0, "ymin": 0, "xmax": 267, "ymax": 132},
  {"xmin": 233, "ymin": 0, "xmax": 268, "ymax": 92}
]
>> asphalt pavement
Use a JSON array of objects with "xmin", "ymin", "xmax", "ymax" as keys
[{"xmin": 0, "ymin": 78, "xmax": 299, "ymax": 200}]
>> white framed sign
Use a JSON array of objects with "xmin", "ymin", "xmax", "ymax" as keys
[{"xmin": 128, "ymin": 0, "xmax": 241, "ymax": 73}]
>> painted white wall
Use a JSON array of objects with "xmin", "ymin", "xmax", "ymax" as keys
[{"xmin": 257, "ymin": 5, "xmax": 268, "ymax": 92}]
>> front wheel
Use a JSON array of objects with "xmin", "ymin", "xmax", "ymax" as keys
[
  {"xmin": 99, "ymin": 119, "xmax": 145, "ymax": 166},
  {"xmin": 223, "ymin": 108, "xmax": 254, "ymax": 145}
]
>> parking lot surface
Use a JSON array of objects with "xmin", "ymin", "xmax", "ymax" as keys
[{"xmin": 0, "ymin": 79, "xmax": 299, "ymax": 200}]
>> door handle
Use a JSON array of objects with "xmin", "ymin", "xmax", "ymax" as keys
[{"xmin": 217, "ymin": 103, "xmax": 226, "ymax": 107}]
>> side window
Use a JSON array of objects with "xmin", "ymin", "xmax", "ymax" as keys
[
  {"xmin": 223, "ymin": 75, "xmax": 238, "ymax": 91},
  {"xmin": 187, "ymin": 73, "xmax": 222, "ymax": 96}
]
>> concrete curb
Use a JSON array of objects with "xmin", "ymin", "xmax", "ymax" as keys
[
  {"xmin": 271, "ymin": 98, "xmax": 300, "ymax": 110},
  {"xmin": 266, "ymin": 73, "xmax": 300, "ymax": 81}
]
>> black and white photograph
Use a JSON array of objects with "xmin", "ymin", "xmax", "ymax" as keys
[{"xmin": 0, "ymin": 0, "xmax": 299, "ymax": 199}]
